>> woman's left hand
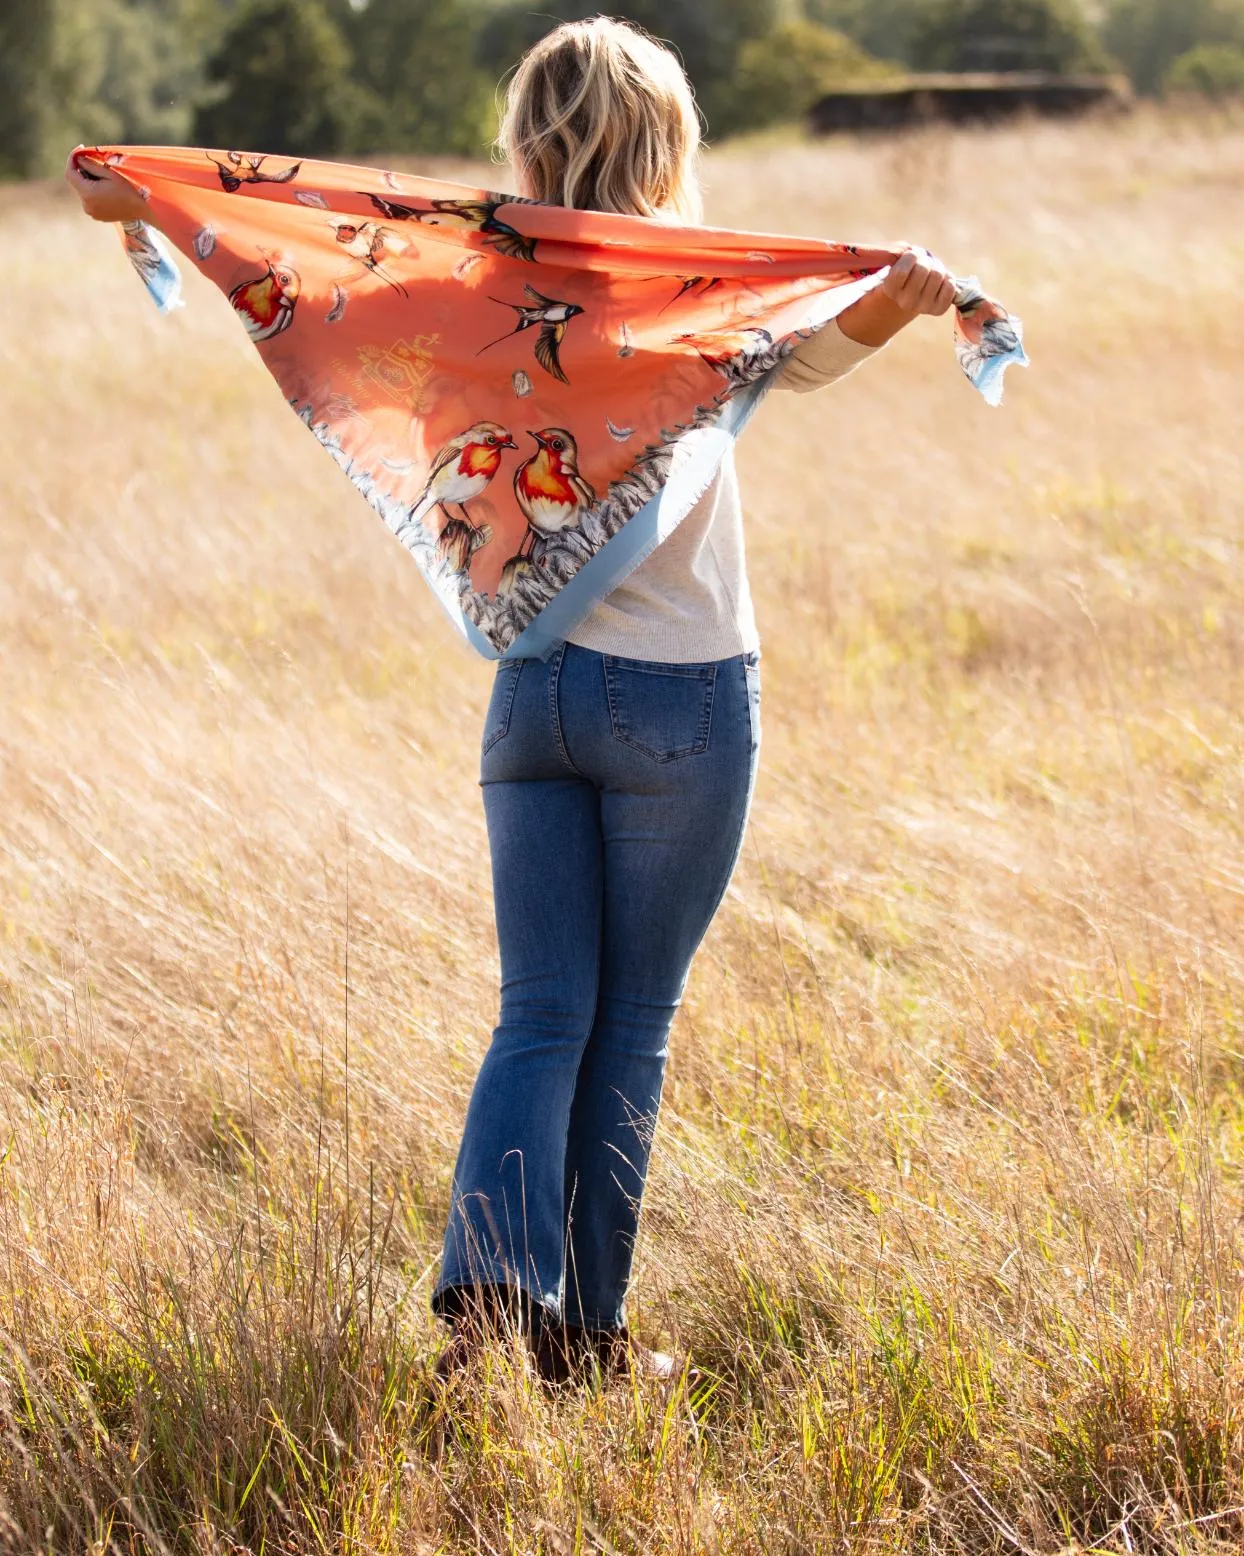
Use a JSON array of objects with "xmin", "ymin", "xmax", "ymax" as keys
[
  {"xmin": 836, "ymin": 244, "xmax": 958, "ymax": 347},
  {"xmin": 881, "ymin": 246, "xmax": 957, "ymax": 316}
]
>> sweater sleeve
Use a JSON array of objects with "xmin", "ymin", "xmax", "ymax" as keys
[{"xmin": 771, "ymin": 316, "xmax": 885, "ymax": 395}]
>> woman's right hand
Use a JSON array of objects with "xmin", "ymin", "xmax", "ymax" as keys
[{"xmin": 65, "ymin": 148, "xmax": 148, "ymax": 224}]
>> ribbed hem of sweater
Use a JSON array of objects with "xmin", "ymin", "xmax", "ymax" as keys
[{"xmin": 563, "ymin": 612, "xmax": 760, "ymax": 664}]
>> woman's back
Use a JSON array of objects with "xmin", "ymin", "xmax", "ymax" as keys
[{"xmin": 566, "ymin": 318, "xmax": 882, "ymax": 661}]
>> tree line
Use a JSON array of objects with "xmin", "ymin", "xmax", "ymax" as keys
[{"xmin": 4, "ymin": 0, "xmax": 1244, "ymax": 181}]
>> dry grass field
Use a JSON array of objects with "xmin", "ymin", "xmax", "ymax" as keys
[{"xmin": 1, "ymin": 108, "xmax": 1242, "ymax": 1553}]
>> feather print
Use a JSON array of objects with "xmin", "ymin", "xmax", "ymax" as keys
[
  {"xmin": 326, "ymin": 284, "xmax": 347, "ymax": 323},
  {"xmin": 192, "ymin": 224, "xmax": 216, "ymax": 260},
  {"xmin": 606, "ymin": 418, "xmax": 634, "ymax": 442}
]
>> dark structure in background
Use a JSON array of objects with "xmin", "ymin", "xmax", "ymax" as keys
[{"xmin": 807, "ymin": 72, "xmax": 1132, "ymax": 133}]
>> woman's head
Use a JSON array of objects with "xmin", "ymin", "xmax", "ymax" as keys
[{"xmin": 498, "ymin": 17, "xmax": 702, "ymax": 222}]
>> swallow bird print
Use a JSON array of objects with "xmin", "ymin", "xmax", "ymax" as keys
[
  {"xmin": 209, "ymin": 151, "xmax": 302, "ymax": 193},
  {"xmin": 658, "ymin": 275, "xmax": 725, "ymax": 314},
  {"xmin": 228, "ymin": 256, "xmax": 300, "ymax": 343},
  {"xmin": 480, "ymin": 286, "xmax": 584, "ymax": 384}
]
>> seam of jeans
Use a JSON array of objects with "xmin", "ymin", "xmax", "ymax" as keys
[
  {"xmin": 695, "ymin": 728, "xmax": 761, "ymax": 941},
  {"xmin": 547, "ymin": 642, "xmax": 581, "ymax": 776},
  {"xmin": 481, "ymin": 658, "xmax": 524, "ymax": 756}
]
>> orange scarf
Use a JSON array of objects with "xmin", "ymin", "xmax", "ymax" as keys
[{"xmin": 84, "ymin": 145, "xmax": 1026, "ymax": 658}]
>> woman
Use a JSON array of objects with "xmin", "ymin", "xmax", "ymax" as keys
[{"xmin": 66, "ymin": 17, "xmax": 955, "ymax": 1387}]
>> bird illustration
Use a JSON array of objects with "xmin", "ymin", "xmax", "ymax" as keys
[
  {"xmin": 209, "ymin": 151, "xmax": 302, "ymax": 194},
  {"xmin": 329, "ymin": 218, "xmax": 410, "ymax": 294},
  {"xmin": 479, "ymin": 286, "xmax": 584, "ymax": 384},
  {"xmin": 658, "ymin": 275, "xmax": 724, "ymax": 314},
  {"xmin": 497, "ymin": 428, "xmax": 596, "ymax": 594},
  {"xmin": 954, "ymin": 282, "xmax": 1024, "ymax": 362},
  {"xmin": 366, "ymin": 195, "xmax": 539, "ymax": 262},
  {"xmin": 675, "ymin": 326, "xmax": 776, "ymax": 394},
  {"xmin": 952, "ymin": 280, "xmax": 1028, "ymax": 403},
  {"xmin": 228, "ymin": 256, "xmax": 300, "ymax": 343},
  {"xmin": 395, "ymin": 422, "xmax": 517, "ymax": 570}
]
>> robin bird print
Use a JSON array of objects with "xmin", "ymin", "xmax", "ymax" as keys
[
  {"xmin": 329, "ymin": 218, "xmax": 410, "ymax": 295},
  {"xmin": 496, "ymin": 428, "xmax": 596, "ymax": 594},
  {"xmin": 209, "ymin": 151, "xmax": 302, "ymax": 193},
  {"xmin": 229, "ymin": 256, "xmax": 300, "ymax": 343},
  {"xmin": 479, "ymin": 286, "xmax": 584, "ymax": 384},
  {"xmin": 396, "ymin": 421, "xmax": 517, "ymax": 570},
  {"xmin": 366, "ymin": 194, "xmax": 539, "ymax": 262}
]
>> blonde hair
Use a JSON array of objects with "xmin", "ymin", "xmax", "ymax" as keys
[{"xmin": 497, "ymin": 17, "xmax": 703, "ymax": 223}]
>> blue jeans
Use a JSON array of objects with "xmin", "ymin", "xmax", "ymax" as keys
[{"xmin": 432, "ymin": 640, "xmax": 761, "ymax": 1331}]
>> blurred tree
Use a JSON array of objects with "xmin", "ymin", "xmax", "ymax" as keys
[
  {"xmin": 94, "ymin": 0, "xmax": 221, "ymax": 145},
  {"xmin": 911, "ymin": 0, "xmax": 1109, "ymax": 73},
  {"xmin": 3, "ymin": 0, "xmax": 138, "ymax": 176},
  {"xmin": 724, "ymin": 20, "xmax": 899, "ymax": 133},
  {"xmin": 0, "ymin": 1, "xmax": 59, "ymax": 177},
  {"xmin": 1, "ymin": 0, "xmax": 225, "ymax": 176},
  {"xmin": 346, "ymin": 0, "xmax": 496, "ymax": 156},
  {"xmin": 1164, "ymin": 40, "xmax": 1244, "ymax": 93},
  {"xmin": 803, "ymin": 0, "xmax": 930, "ymax": 64},
  {"xmin": 1104, "ymin": 0, "xmax": 1244, "ymax": 93},
  {"xmin": 194, "ymin": 0, "xmax": 368, "ymax": 156}
]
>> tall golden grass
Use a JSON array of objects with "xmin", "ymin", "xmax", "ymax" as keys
[{"xmin": 0, "ymin": 107, "xmax": 1241, "ymax": 1553}]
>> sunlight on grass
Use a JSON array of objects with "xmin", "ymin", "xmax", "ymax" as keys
[{"xmin": 0, "ymin": 109, "xmax": 1242, "ymax": 1551}]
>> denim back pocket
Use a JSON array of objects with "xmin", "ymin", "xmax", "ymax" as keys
[
  {"xmin": 482, "ymin": 658, "xmax": 524, "ymax": 754},
  {"xmin": 603, "ymin": 655, "xmax": 717, "ymax": 762}
]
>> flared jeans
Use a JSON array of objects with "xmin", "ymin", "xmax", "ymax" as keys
[{"xmin": 431, "ymin": 640, "xmax": 761, "ymax": 1331}]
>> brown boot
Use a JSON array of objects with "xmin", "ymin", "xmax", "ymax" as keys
[
  {"xmin": 528, "ymin": 1318, "xmax": 594, "ymax": 1387},
  {"xmin": 433, "ymin": 1321, "xmax": 481, "ymax": 1384},
  {"xmin": 432, "ymin": 1281, "xmax": 530, "ymax": 1384},
  {"xmin": 530, "ymin": 1319, "xmax": 696, "ymax": 1388},
  {"xmin": 589, "ymin": 1325, "xmax": 692, "ymax": 1384}
]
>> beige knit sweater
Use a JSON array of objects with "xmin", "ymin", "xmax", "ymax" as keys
[{"xmin": 563, "ymin": 318, "xmax": 881, "ymax": 663}]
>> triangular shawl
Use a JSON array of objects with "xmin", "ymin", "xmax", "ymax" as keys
[{"xmin": 82, "ymin": 145, "xmax": 1027, "ymax": 659}]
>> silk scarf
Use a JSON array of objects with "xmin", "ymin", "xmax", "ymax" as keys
[{"xmin": 82, "ymin": 145, "xmax": 1027, "ymax": 659}]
